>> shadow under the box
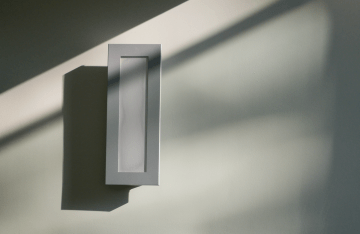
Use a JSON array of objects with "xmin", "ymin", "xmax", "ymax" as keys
[{"xmin": 62, "ymin": 66, "xmax": 137, "ymax": 212}]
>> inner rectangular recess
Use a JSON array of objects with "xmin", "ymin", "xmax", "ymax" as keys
[{"xmin": 118, "ymin": 57, "xmax": 148, "ymax": 172}]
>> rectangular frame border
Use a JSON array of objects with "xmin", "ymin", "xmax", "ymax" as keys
[{"xmin": 106, "ymin": 44, "xmax": 161, "ymax": 185}]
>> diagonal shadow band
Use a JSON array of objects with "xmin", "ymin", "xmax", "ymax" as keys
[
  {"xmin": 0, "ymin": 0, "xmax": 187, "ymax": 94},
  {"xmin": 0, "ymin": 0, "xmax": 312, "ymax": 149},
  {"xmin": 0, "ymin": 111, "xmax": 62, "ymax": 149},
  {"xmin": 163, "ymin": 0, "xmax": 312, "ymax": 72}
]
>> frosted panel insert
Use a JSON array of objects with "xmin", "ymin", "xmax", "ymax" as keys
[{"xmin": 118, "ymin": 57, "xmax": 147, "ymax": 172}]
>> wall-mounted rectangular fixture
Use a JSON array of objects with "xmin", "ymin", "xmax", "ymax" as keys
[{"xmin": 106, "ymin": 44, "xmax": 161, "ymax": 185}]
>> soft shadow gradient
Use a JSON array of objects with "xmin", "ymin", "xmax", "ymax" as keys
[
  {"xmin": 163, "ymin": 0, "xmax": 311, "ymax": 73},
  {"xmin": 62, "ymin": 66, "xmax": 136, "ymax": 211},
  {"xmin": 0, "ymin": 111, "xmax": 62, "ymax": 149},
  {"xmin": 324, "ymin": 0, "xmax": 360, "ymax": 233}
]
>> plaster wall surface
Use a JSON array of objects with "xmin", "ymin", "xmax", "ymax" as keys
[{"xmin": 1, "ymin": 0, "xmax": 357, "ymax": 233}]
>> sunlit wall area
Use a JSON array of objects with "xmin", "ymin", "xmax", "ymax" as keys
[
  {"xmin": 161, "ymin": 1, "xmax": 333, "ymax": 233},
  {"xmin": 0, "ymin": 0, "xmax": 336, "ymax": 233}
]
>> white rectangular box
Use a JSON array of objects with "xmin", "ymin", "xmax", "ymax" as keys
[{"xmin": 106, "ymin": 44, "xmax": 161, "ymax": 185}]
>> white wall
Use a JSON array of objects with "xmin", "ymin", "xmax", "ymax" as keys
[{"xmin": 0, "ymin": 0, "xmax": 335, "ymax": 233}]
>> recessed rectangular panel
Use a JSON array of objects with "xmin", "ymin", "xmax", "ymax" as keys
[
  {"xmin": 118, "ymin": 57, "xmax": 147, "ymax": 172},
  {"xmin": 106, "ymin": 44, "xmax": 161, "ymax": 185}
]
